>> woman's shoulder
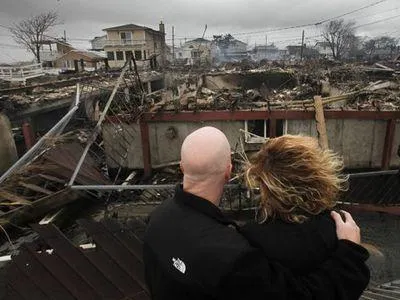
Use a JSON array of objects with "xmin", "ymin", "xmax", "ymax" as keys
[{"xmin": 239, "ymin": 211, "xmax": 338, "ymax": 273}]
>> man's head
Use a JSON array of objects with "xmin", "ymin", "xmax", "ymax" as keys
[{"xmin": 180, "ymin": 127, "xmax": 232, "ymax": 202}]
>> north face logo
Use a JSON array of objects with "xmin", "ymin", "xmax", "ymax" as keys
[{"xmin": 172, "ymin": 257, "xmax": 186, "ymax": 274}]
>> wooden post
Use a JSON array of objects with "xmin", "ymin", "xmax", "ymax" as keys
[
  {"xmin": 314, "ymin": 95, "xmax": 329, "ymax": 150},
  {"xmin": 172, "ymin": 26, "xmax": 175, "ymax": 66},
  {"xmin": 268, "ymin": 119, "xmax": 277, "ymax": 137},
  {"xmin": 381, "ymin": 119, "xmax": 396, "ymax": 170},
  {"xmin": 22, "ymin": 121, "xmax": 36, "ymax": 149},
  {"xmin": 74, "ymin": 60, "xmax": 79, "ymax": 73},
  {"xmin": 300, "ymin": 30, "xmax": 305, "ymax": 61}
]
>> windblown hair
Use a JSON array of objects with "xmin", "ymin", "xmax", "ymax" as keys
[{"xmin": 245, "ymin": 135, "xmax": 348, "ymax": 224}]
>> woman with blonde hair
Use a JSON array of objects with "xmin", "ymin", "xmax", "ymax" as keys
[{"xmin": 240, "ymin": 134, "xmax": 350, "ymax": 274}]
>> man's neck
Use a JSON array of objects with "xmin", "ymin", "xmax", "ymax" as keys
[{"xmin": 183, "ymin": 179, "xmax": 224, "ymax": 206}]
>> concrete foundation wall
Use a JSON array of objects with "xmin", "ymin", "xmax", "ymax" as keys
[
  {"xmin": 103, "ymin": 119, "xmax": 400, "ymax": 170},
  {"xmin": 0, "ymin": 113, "xmax": 18, "ymax": 175},
  {"xmin": 103, "ymin": 121, "xmax": 243, "ymax": 169},
  {"xmin": 287, "ymin": 119, "xmax": 398, "ymax": 169}
]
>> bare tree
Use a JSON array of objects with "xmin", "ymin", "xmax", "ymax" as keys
[
  {"xmin": 363, "ymin": 36, "xmax": 398, "ymax": 61},
  {"xmin": 9, "ymin": 11, "xmax": 59, "ymax": 63},
  {"xmin": 322, "ymin": 19, "xmax": 356, "ymax": 60}
]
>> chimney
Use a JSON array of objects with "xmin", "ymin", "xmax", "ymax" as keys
[{"xmin": 159, "ymin": 21, "xmax": 165, "ymax": 34}]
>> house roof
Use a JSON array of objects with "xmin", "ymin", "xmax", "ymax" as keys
[
  {"xmin": 231, "ymin": 39, "xmax": 247, "ymax": 46},
  {"xmin": 103, "ymin": 23, "xmax": 164, "ymax": 35},
  {"xmin": 55, "ymin": 50, "xmax": 106, "ymax": 62}
]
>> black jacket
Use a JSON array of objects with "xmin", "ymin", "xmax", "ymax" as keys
[
  {"xmin": 144, "ymin": 186, "xmax": 370, "ymax": 300},
  {"xmin": 240, "ymin": 212, "xmax": 337, "ymax": 275}
]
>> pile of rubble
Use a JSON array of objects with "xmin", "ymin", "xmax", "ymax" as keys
[{"xmin": 149, "ymin": 63, "xmax": 400, "ymax": 112}]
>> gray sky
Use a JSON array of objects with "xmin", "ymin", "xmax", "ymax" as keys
[{"xmin": 0, "ymin": 0, "xmax": 399, "ymax": 63}]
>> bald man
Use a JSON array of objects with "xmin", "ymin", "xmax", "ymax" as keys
[{"xmin": 144, "ymin": 127, "xmax": 369, "ymax": 300}]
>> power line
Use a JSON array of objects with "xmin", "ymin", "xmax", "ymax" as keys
[
  {"xmin": 315, "ymin": 0, "xmax": 388, "ymax": 25},
  {"xmin": 355, "ymin": 13, "xmax": 400, "ymax": 28}
]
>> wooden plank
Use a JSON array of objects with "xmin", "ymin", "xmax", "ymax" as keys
[
  {"xmin": 77, "ymin": 219, "xmax": 147, "ymax": 291},
  {"xmin": 19, "ymin": 182, "xmax": 53, "ymax": 195},
  {"xmin": 102, "ymin": 219, "xmax": 143, "ymax": 262},
  {"xmin": 84, "ymin": 245, "xmax": 143, "ymax": 296},
  {"xmin": 23, "ymin": 242, "xmax": 100, "ymax": 300},
  {"xmin": 0, "ymin": 190, "xmax": 31, "ymax": 205},
  {"xmin": 1, "ymin": 189, "xmax": 78, "ymax": 228},
  {"xmin": 381, "ymin": 119, "xmax": 396, "ymax": 170},
  {"xmin": 14, "ymin": 247, "xmax": 75, "ymax": 300},
  {"xmin": 38, "ymin": 174, "xmax": 66, "ymax": 184},
  {"xmin": 31, "ymin": 224, "xmax": 123, "ymax": 299},
  {"xmin": 6, "ymin": 264, "xmax": 49, "ymax": 300},
  {"xmin": 314, "ymin": 96, "xmax": 329, "ymax": 150}
]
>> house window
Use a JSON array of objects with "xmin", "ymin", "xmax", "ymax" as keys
[
  {"xmin": 116, "ymin": 51, "xmax": 124, "ymax": 61},
  {"xmin": 244, "ymin": 120, "xmax": 284, "ymax": 143},
  {"xmin": 244, "ymin": 120, "xmax": 267, "ymax": 143},
  {"xmin": 120, "ymin": 32, "xmax": 132, "ymax": 44},
  {"xmin": 125, "ymin": 51, "xmax": 132, "ymax": 60},
  {"xmin": 134, "ymin": 50, "xmax": 142, "ymax": 60},
  {"xmin": 191, "ymin": 51, "xmax": 200, "ymax": 58},
  {"xmin": 107, "ymin": 51, "xmax": 115, "ymax": 60},
  {"xmin": 143, "ymin": 50, "xmax": 147, "ymax": 60}
]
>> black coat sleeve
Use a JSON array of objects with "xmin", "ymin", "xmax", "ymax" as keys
[{"xmin": 217, "ymin": 240, "xmax": 370, "ymax": 300}]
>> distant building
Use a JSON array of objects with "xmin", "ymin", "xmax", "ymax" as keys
[
  {"xmin": 90, "ymin": 35, "xmax": 107, "ymax": 51},
  {"xmin": 315, "ymin": 42, "xmax": 333, "ymax": 58},
  {"xmin": 175, "ymin": 38, "xmax": 213, "ymax": 65},
  {"xmin": 286, "ymin": 45, "xmax": 319, "ymax": 60},
  {"xmin": 220, "ymin": 39, "xmax": 248, "ymax": 62},
  {"xmin": 252, "ymin": 44, "xmax": 284, "ymax": 61},
  {"xmin": 36, "ymin": 38, "xmax": 75, "ymax": 67},
  {"xmin": 103, "ymin": 22, "xmax": 166, "ymax": 69},
  {"xmin": 53, "ymin": 50, "xmax": 106, "ymax": 71}
]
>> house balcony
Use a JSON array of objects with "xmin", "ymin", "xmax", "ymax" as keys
[{"xmin": 104, "ymin": 39, "xmax": 146, "ymax": 47}]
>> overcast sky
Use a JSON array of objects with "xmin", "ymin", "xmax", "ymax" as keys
[{"xmin": 0, "ymin": 0, "xmax": 399, "ymax": 63}]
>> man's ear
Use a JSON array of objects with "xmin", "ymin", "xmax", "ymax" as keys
[
  {"xmin": 180, "ymin": 162, "xmax": 184, "ymax": 174},
  {"xmin": 225, "ymin": 163, "xmax": 232, "ymax": 181}
]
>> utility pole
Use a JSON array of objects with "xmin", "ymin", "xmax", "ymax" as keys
[
  {"xmin": 64, "ymin": 30, "xmax": 67, "ymax": 42},
  {"xmin": 172, "ymin": 26, "xmax": 175, "ymax": 65},
  {"xmin": 265, "ymin": 35, "xmax": 268, "ymax": 46},
  {"xmin": 300, "ymin": 30, "xmax": 305, "ymax": 61}
]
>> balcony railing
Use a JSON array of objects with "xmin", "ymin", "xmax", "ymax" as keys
[{"xmin": 104, "ymin": 39, "xmax": 146, "ymax": 47}]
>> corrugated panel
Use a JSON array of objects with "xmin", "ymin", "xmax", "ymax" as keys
[{"xmin": 4, "ymin": 220, "xmax": 149, "ymax": 300}]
